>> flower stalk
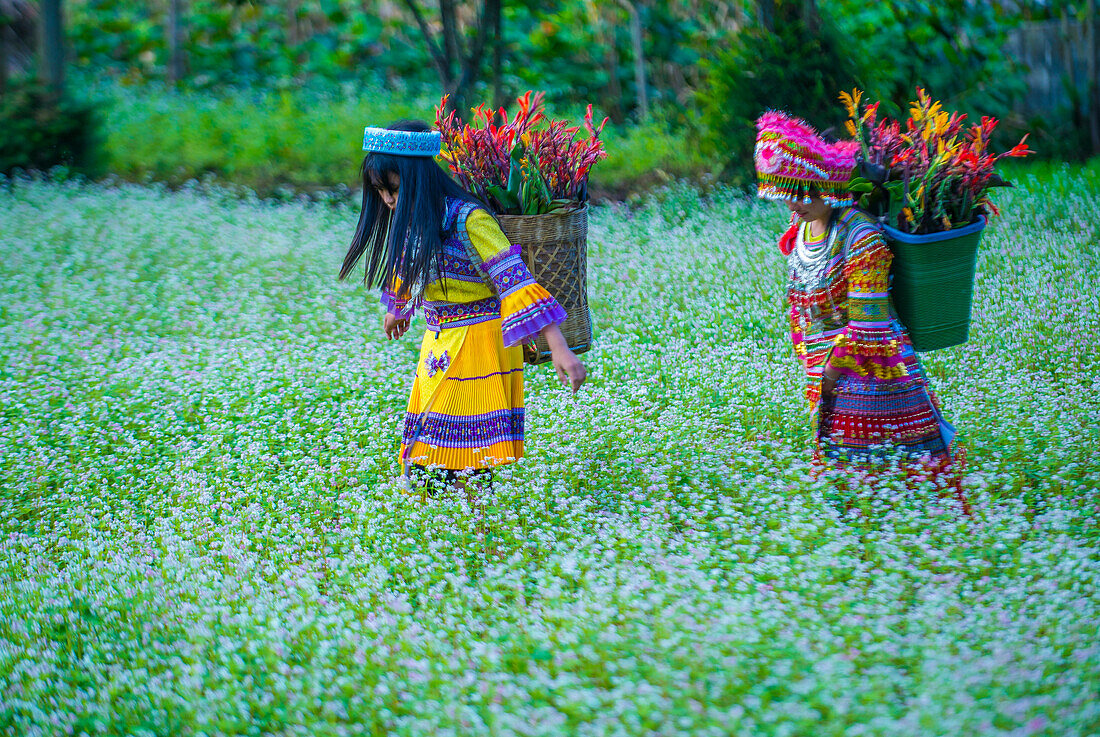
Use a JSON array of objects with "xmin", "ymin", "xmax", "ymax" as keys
[{"xmin": 842, "ymin": 87, "xmax": 1033, "ymax": 235}]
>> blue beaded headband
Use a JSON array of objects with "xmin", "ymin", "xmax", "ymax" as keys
[{"xmin": 362, "ymin": 127, "xmax": 441, "ymax": 157}]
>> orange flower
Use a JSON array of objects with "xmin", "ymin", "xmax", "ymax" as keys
[{"xmin": 839, "ymin": 88, "xmax": 862, "ymax": 119}]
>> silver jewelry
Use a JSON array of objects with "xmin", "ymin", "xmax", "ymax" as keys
[{"xmin": 789, "ymin": 220, "xmax": 843, "ymax": 334}]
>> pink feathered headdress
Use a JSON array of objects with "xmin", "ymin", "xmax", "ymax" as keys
[{"xmin": 754, "ymin": 111, "xmax": 858, "ymax": 208}]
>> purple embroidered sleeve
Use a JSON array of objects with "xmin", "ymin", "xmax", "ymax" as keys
[
  {"xmin": 381, "ymin": 288, "xmax": 415, "ymax": 320},
  {"xmin": 501, "ymin": 298, "xmax": 568, "ymax": 347},
  {"xmin": 481, "ymin": 245, "xmax": 538, "ymax": 298}
]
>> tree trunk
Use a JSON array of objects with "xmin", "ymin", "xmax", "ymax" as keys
[
  {"xmin": 167, "ymin": 0, "xmax": 186, "ymax": 84},
  {"xmin": 617, "ymin": 0, "xmax": 647, "ymax": 120},
  {"xmin": 583, "ymin": 0, "xmax": 622, "ymax": 121},
  {"xmin": 1089, "ymin": 0, "xmax": 1099, "ymax": 154},
  {"xmin": 800, "ymin": 0, "xmax": 818, "ymax": 27},
  {"xmin": 439, "ymin": 0, "xmax": 462, "ymax": 80},
  {"xmin": 732, "ymin": 0, "xmax": 748, "ymax": 29},
  {"xmin": 39, "ymin": 0, "xmax": 63, "ymax": 97},
  {"xmin": 491, "ymin": 0, "xmax": 503, "ymax": 107},
  {"xmin": 0, "ymin": 10, "xmax": 8, "ymax": 98},
  {"xmin": 400, "ymin": 0, "xmax": 455, "ymax": 102},
  {"xmin": 401, "ymin": 0, "xmax": 498, "ymax": 117},
  {"xmin": 286, "ymin": 0, "xmax": 299, "ymax": 46},
  {"xmin": 451, "ymin": 0, "xmax": 498, "ymax": 114},
  {"xmin": 757, "ymin": 0, "xmax": 775, "ymax": 31}
]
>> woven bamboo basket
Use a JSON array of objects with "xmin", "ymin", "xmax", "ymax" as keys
[{"xmin": 496, "ymin": 205, "xmax": 592, "ymax": 365}]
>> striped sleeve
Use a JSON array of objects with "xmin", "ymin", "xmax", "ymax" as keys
[
  {"xmin": 381, "ymin": 275, "xmax": 415, "ymax": 319},
  {"xmin": 827, "ymin": 220, "xmax": 908, "ymax": 381}
]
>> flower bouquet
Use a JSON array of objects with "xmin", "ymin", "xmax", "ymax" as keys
[
  {"xmin": 435, "ymin": 91, "xmax": 608, "ymax": 215},
  {"xmin": 842, "ymin": 87, "xmax": 1033, "ymax": 235},
  {"xmin": 840, "ymin": 88, "xmax": 1033, "ymax": 352},
  {"xmin": 434, "ymin": 92, "xmax": 609, "ymax": 363}
]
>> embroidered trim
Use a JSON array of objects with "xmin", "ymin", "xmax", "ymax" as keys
[
  {"xmin": 423, "ymin": 349, "xmax": 451, "ymax": 378},
  {"xmin": 362, "ymin": 127, "xmax": 441, "ymax": 156},
  {"xmin": 402, "ymin": 408, "xmax": 525, "ymax": 449},
  {"xmin": 424, "ymin": 296, "xmax": 502, "ymax": 331},
  {"xmin": 501, "ymin": 300, "xmax": 567, "ymax": 347},
  {"xmin": 381, "ymin": 289, "xmax": 415, "ymax": 319}
]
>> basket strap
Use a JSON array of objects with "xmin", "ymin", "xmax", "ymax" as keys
[{"xmin": 453, "ymin": 204, "xmax": 498, "ymax": 294}]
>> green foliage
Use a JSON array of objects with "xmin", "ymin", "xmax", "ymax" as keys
[
  {"xmin": 95, "ymin": 79, "xmax": 434, "ymax": 196},
  {"xmin": 66, "ymin": 0, "xmax": 422, "ymax": 88},
  {"xmin": 61, "ymin": 1, "xmax": 726, "ymax": 123},
  {"xmin": 0, "ymin": 81, "xmax": 103, "ymax": 176},
  {"xmin": 695, "ymin": 13, "xmax": 859, "ymax": 187},
  {"xmin": 84, "ymin": 77, "xmax": 704, "ymax": 200},
  {"xmin": 486, "ymin": 142, "xmax": 561, "ymax": 215},
  {"xmin": 589, "ymin": 114, "xmax": 712, "ymax": 197},
  {"xmin": 829, "ymin": 0, "xmax": 1027, "ymax": 145}
]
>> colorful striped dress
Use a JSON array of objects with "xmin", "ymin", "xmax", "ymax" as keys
[
  {"xmin": 785, "ymin": 207, "xmax": 954, "ymax": 466},
  {"xmin": 382, "ymin": 198, "xmax": 566, "ymax": 472}
]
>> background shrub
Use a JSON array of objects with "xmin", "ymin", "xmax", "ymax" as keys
[
  {"xmin": 0, "ymin": 81, "xmax": 103, "ymax": 176},
  {"xmin": 695, "ymin": 13, "xmax": 858, "ymax": 187}
]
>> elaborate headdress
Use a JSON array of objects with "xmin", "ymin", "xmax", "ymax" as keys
[
  {"xmin": 362, "ymin": 126, "xmax": 441, "ymax": 157},
  {"xmin": 754, "ymin": 111, "xmax": 857, "ymax": 207}
]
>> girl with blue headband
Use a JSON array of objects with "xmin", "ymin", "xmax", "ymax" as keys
[{"xmin": 339, "ymin": 120, "xmax": 587, "ymax": 493}]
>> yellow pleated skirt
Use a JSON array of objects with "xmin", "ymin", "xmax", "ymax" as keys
[{"xmin": 400, "ymin": 318, "xmax": 525, "ymax": 471}]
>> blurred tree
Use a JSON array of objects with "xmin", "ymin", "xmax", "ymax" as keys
[
  {"xmin": 0, "ymin": 0, "xmax": 37, "ymax": 95},
  {"xmin": 829, "ymin": 0, "xmax": 1021, "ymax": 119},
  {"xmin": 400, "ymin": 0, "xmax": 500, "ymax": 113},
  {"xmin": 167, "ymin": 0, "xmax": 186, "ymax": 83},
  {"xmin": 40, "ymin": 0, "xmax": 63, "ymax": 96},
  {"xmin": 2, "ymin": 0, "xmax": 102, "ymax": 175},
  {"xmin": 617, "ymin": 0, "xmax": 647, "ymax": 119},
  {"xmin": 0, "ymin": 4, "xmax": 8, "ymax": 95},
  {"xmin": 1089, "ymin": 0, "xmax": 1098, "ymax": 152},
  {"xmin": 696, "ymin": 0, "xmax": 858, "ymax": 184}
]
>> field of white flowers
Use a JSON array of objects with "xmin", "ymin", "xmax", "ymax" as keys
[{"xmin": 1, "ymin": 167, "xmax": 1098, "ymax": 737}]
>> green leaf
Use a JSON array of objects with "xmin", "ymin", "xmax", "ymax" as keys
[
  {"xmin": 506, "ymin": 159, "xmax": 523, "ymax": 198},
  {"xmin": 487, "ymin": 184, "xmax": 518, "ymax": 212}
]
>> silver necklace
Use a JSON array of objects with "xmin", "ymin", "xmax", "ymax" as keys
[
  {"xmin": 792, "ymin": 222, "xmax": 836, "ymax": 289},
  {"xmin": 789, "ymin": 219, "xmax": 844, "ymax": 329}
]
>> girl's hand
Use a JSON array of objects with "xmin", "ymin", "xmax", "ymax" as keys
[
  {"xmin": 821, "ymin": 361, "xmax": 841, "ymax": 398},
  {"xmin": 552, "ymin": 349, "xmax": 587, "ymax": 393},
  {"xmin": 539, "ymin": 323, "xmax": 587, "ymax": 393},
  {"xmin": 384, "ymin": 312, "xmax": 410, "ymax": 340}
]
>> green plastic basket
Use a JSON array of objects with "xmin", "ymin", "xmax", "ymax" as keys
[{"xmin": 883, "ymin": 215, "xmax": 985, "ymax": 352}]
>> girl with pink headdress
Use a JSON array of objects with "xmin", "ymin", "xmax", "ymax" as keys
[{"xmin": 754, "ymin": 111, "xmax": 957, "ymax": 470}]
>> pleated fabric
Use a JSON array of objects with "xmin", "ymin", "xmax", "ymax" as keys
[
  {"xmin": 818, "ymin": 334, "xmax": 950, "ymax": 466},
  {"xmin": 399, "ymin": 318, "xmax": 525, "ymax": 471}
]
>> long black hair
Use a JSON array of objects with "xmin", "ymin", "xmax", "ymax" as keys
[{"xmin": 338, "ymin": 120, "xmax": 486, "ymax": 297}]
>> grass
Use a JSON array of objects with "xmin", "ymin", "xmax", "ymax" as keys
[
  {"xmin": 0, "ymin": 163, "xmax": 1098, "ymax": 736},
  {"xmin": 87, "ymin": 79, "xmax": 710, "ymax": 201}
]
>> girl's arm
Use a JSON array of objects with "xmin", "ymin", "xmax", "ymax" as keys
[
  {"xmin": 381, "ymin": 275, "xmax": 415, "ymax": 322},
  {"xmin": 465, "ymin": 208, "xmax": 587, "ymax": 391},
  {"xmin": 540, "ymin": 323, "xmax": 586, "ymax": 392},
  {"xmin": 465, "ymin": 209, "xmax": 567, "ymax": 345}
]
